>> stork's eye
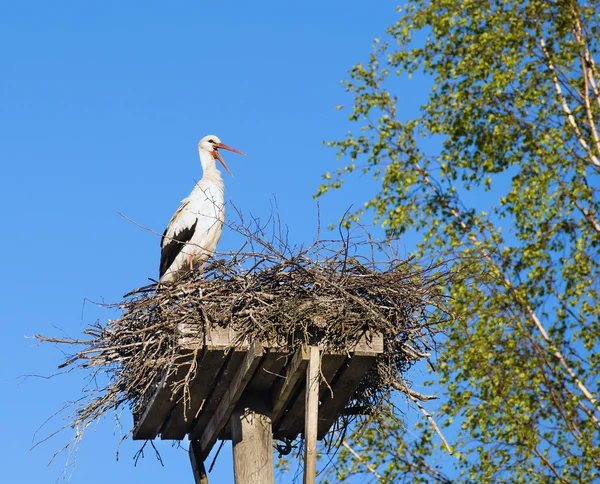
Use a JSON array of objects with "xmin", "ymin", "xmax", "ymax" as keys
[{"xmin": 208, "ymin": 139, "xmax": 216, "ymax": 144}]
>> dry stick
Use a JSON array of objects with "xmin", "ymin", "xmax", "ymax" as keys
[
  {"xmin": 538, "ymin": 37, "xmax": 600, "ymax": 170},
  {"xmin": 33, "ymin": 335, "xmax": 93, "ymax": 345}
]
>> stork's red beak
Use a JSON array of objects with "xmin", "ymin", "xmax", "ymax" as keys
[
  {"xmin": 215, "ymin": 143, "xmax": 245, "ymax": 155},
  {"xmin": 213, "ymin": 143, "xmax": 245, "ymax": 176}
]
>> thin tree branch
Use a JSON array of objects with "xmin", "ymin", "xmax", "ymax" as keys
[
  {"xmin": 392, "ymin": 381, "xmax": 438, "ymax": 401},
  {"xmin": 573, "ymin": 13, "xmax": 600, "ymax": 109},
  {"xmin": 405, "ymin": 391, "xmax": 453, "ymax": 455},
  {"xmin": 533, "ymin": 447, "xmax": 568, "ymax": 484},
  {"xmin": 340, "ymin": 439, "xmax": 384, "ymax": 482},
  {"xmin": 580, "ymin": 53, "xmax": 600, "ymax": 157},
  {"xmin": 556, "ymin": 177, "xmax": 600, "ymax": 234},
  {"xmin": 539, "ymin": 37, "xmax": 600, "ymax": 170}
]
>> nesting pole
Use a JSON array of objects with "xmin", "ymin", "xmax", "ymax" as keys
[
  {"xmin": 231, "ymin": 393, "xmax": 274, "ymax": 484},
  {"xmin": 303, "ymin": 346, "xmax": 320, "ymax": 484}
]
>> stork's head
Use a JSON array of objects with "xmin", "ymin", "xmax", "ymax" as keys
[{"xmin": 198, "ymin": 134, "xmax": 245, "ymax": 176}]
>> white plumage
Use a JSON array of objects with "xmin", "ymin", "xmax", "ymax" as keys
[{"xmin": 159, "ymin": 135, "xmax": 245, "ymax": 283}]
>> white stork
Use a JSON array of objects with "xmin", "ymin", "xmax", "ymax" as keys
[{"xmin": 159, "ymin": 135, "xmax": 245, "ymax": 283}]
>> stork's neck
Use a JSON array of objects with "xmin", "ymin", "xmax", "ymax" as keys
[{"xmin": 199, "ymin": 148, "xmax": 223, "ymax": 182}]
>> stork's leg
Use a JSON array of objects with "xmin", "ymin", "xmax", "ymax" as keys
[
  {"xmin": 197, "ymin": 262, "xmax": 206, "ymax": 294},
  {"xmin": 187, "ymin": 255, "xmax": 196, "ymax": 290},
  {"xmin": 193, "ymin": 261, "xmax": 206, "ymax": 282}
]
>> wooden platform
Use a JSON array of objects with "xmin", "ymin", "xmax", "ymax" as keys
[{"xmin": 132, "ymin": 326, "xmax": 383, "ymax": 460}]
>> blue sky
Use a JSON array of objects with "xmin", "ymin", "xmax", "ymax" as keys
[{"xmin": 0, "ymin": 1, "xmax": 441, "ymax": 482}]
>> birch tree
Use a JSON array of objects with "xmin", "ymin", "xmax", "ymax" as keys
[{"xmin": 318, "ymin": 1, "xmax": 600, "ymax": 481}]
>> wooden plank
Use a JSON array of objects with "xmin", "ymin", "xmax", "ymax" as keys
[
  {"xmin": 160, "ymin": 348, "xmax": 228, "ymax": 439},
  {"xmin": 271, "ymin": 335, "xmax": 381, "ymax": 438},
  {"xmin": 271, "ymin": 346, "xmax": 310, "ymax": 425},
  {"xmin": 205, "ymin": 325, "xmax": 239, "ymax": 348},
  {"xmin": 135, "ymin": 330, "xmax": 382, "ymax": 442},
  {"xmin": 351, "ymin": 332, "xmax": 384, "ymax": 353},
  {"xmin": 178, "ymin": 321, "xmax": 202, "ymax": 349},
  {"xmin": 179, "ymin": 324, "xmax": 241, "ymax": 350},
  {"xmin": 231, "ymin": 394, "xmax": 274, "ymax": 484},
  {"xmin": 136, "ymin": 325, "xmax": 242, "ymax": 440},
  {"xmin": 247, "ymin": 351, "xmax": 287, "ymax": 391},
  {"xmin": 303, "ymin": 346, "xmax": 320, "ymax": 484},
  {"xmin": 194, "ymin": 341, "xmax": 265, "ymax": 458},
  {"xmin": 188, "ymin": 348, "xmax": 247, "ymax": 440},
  {"xmin": 317, "ymin": 352, "xmax": 378, "ymax": 439},
  {"xmin": 276, "ymin": 353, "xmax": 345, "ymax": 439},
  {"xmin": 133, "ymin": 352, "xmax": 193, "ymax": 440},
  {"xmin": 221, "ymin": 420, "xmax": 232, "ymax": 440},
  {"xmin": 189, "ymin": 440, "xmax": 210, "ymax": 484}
]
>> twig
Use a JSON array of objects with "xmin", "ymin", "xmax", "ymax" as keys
[
  {"xmin": 407, "ymin": 395, "xmax": 453, "ymax": 455},
  {"xmin": 340, "ymin": 439, "xmax": 383, "ymax": 481}
]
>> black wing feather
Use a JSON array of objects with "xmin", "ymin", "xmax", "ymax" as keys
[{"xmin": 159, "ymin": 219, "xmax": 198, "ymax": 278}]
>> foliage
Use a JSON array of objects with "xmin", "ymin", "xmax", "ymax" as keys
[{"xmin": 318, "ymin": 1, "xmax": 600, "ymax": 482}]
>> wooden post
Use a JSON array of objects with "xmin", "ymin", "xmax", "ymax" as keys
[
  {"xmin": 189, "ymin": 440, "xmax": 210, "ymax": 484},
  {"xmin": 303, "ymin": 346, "xmax": 320, "ymax": 484},
  {"xmin": 231, "ymin": 393, "xmax": 274, "ymax": 484}
]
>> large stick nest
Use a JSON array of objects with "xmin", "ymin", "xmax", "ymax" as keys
[{"xmin": 36, "ymin": 220, "xmax": 455, "ymax": 455}]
